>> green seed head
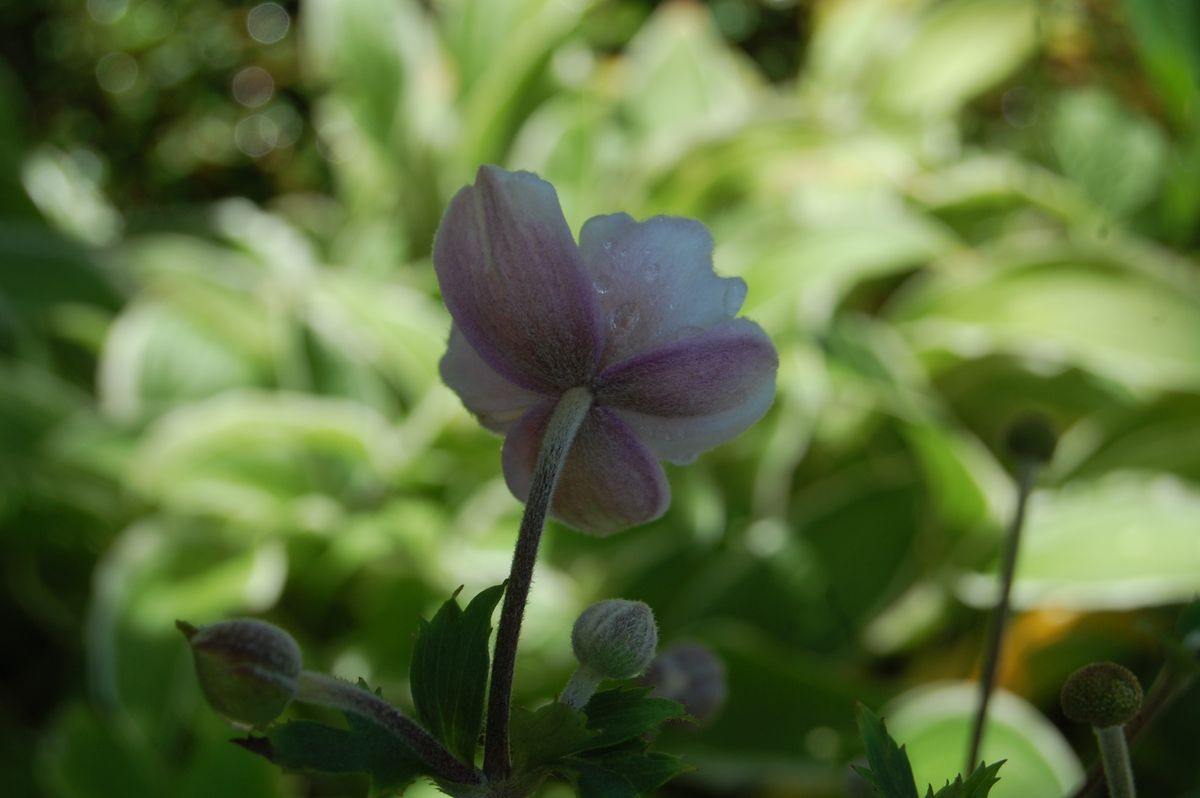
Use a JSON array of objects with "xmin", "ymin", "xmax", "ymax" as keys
[
  {"xmin": 571, "ymin": 599, "xmax": 658, "ymax": 680},
  {"xmin": 178, "ymin": 618, "xmax": 302, "ymax": 727},
  {"xmin": 1061, "ymin": 661, "xmax": 1143, "ymax": 728},
  {"xmin": 1005, "ymin": 413, "xmax": 1058, "ymax": 465}
]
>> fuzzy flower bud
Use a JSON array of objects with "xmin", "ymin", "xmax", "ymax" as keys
[
  {"xmin": 1061, "ymin": 661, "xmax": 1143, "ymax": 728},
  {"xmin": 571, "ymin": 599, "xmax": 658, "ymax": 680},
  {"xmin": 178, "ymin": 618, "xmax": 302, "ymax": 727}
]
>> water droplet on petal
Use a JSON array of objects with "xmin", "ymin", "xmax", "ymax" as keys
[
  {"xmin": 593, "ymin": 275, "xmax": 612, "ymax": 295},
  {"xmin": 610, "ymin": 302, "xmax": 640, "ymax": 334},
  {"xmin": 602, "ymin": 240, "xmax": 613, "ymax": 251}
]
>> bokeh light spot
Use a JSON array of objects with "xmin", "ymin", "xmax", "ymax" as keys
[
  {"xmin": 235, "ymin": 113, "xmax": 280, "ymax": 158},
  {"xmin": 87, "ymin": 0, "xmax": 128, "ymax": 24},
  {"xmin": 247, "ymin": 3, "xmax": 290, "ymax": 44},
  {"xmin": 96, "ymin": 52, "xmax": 139, "ymax": 94},
  {"xmin": 232, "ymin": 66, "xmax": 275, "ymax": 108}
]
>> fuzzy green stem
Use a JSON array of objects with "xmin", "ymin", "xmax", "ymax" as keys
[
  {"xmin": 295, "ymin": 671, "xmax": 479, "ymax": 785},
  {"xmin": 483, "ymin": 387, "xmax": 593, "ymax": 781},
  {"xmin": 559, "ymin": 665, "xmax": 604, "ymax": 711},
  {"xmin": 966, "ymin": 457, "xmax": 1038, "ymax": 771},
  {"xmin": 1094, "ymin": 725, "xmax": 1136, "ymax": 798}
]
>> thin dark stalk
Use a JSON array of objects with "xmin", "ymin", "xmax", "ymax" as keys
[
  {"xmin": 966, "ymin": 458, "xmax": 1038, "ymax": 771},
  {"xmin": 295, "ymin": 671, "xmax": 479, "ymax": 785},
  {"xmin": 483, "ymin": 388, "xmax": 593, "ymax": 782}
]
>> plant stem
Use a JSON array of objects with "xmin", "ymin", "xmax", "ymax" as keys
[
  {"xmin": 559, "ymin": 665, "xmax": 604, "ymax": 711},
  {"xmin": 483, "ymin": 387, "xmax": 593, "ymax": 781},
  {"xmin": 966, "ymin": 457, "xmax": 1038, "ymax": 771},
  {"xmin": 1094, "ymin": 725, "xmax": 1136, "ymax": 798},
  {"xmin": 295, "ymin": 670, "xmax": 480, "ymax": 785}
]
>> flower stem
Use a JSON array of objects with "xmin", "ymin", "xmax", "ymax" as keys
[
  {"xmin": 295, "ymin": 671, "xmax": 480, "ymax": 785},
  {"xmin": 559, "ymin": 665, "xmax": 604, "ymax": 711},
  {"xmin": 1094, "ymin": 725, "xmax": 1136, "ymax": 798},
  {"xmin": 483, "ymin": 387, "xmax": 593, "ymax": 781},
  {"xmin": 966, "ymin": 457, "xmax": 1038, "ymax": 771}
]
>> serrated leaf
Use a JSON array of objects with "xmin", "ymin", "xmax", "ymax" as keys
[
  {"xmin": 509, "ymin": 702, "xmax": 597, "ymax": 771},
  {"xmin": 855, "ymin": 703, "xmax": 919, "ymax": 798},
  {"xmin": 581, "ymin": 687, "xmax": 688, "ymax": 751},
  {"xmin": 238, "ymin": 707, "xmax": 427, "ymax": 792},
  {"xmin": 566, "ymin": 751, "xmax": 688, "ymax": 798},
  {"xmin": 410, "ymin": 583, "xmax": 505, "ymax": 764},
  {"xmin": 926, "ymin": 760, "xmax": 1005, "ymax": 798}
]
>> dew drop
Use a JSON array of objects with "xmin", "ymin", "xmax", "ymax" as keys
[
  {"xmin": 602, "ymin": 240, "xmax": 613, "ymax": 251},
  {"xmin": 593, "ymin": 275, "xmax": 612, "ymax": 295},
  {"xmin": 610, "ymin": 302, "xmax": 640, "ymax": 334}
]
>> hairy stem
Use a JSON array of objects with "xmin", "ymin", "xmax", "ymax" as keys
[
  {"xmin": 483, "ymin": 387, "xmax": 593, "ymax": 781},
  {"xmin": 1094, "ymin": 725, "xmax": 1136, "ymax": 798},
  {"xmin": 966, "ymin": 457, "xmax": 1038, "ymax": 770},
  {"xmin": 295, "ymin": 671, "xmax": 479, "ymax": 784},
  {"xmin": 559, "ymin": 665, "xmax": 604, "ymax": 711}
]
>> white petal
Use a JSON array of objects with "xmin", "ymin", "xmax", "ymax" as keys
[{"xmin": 579, "ymin": 213, "xmax": 748, "ymax": 368}]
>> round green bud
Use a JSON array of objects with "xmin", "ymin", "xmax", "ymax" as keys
[
  {"xmin": 1061, "ymin": 661, "xmax": 1143, "ymax": 728},
  {"xmin": 1005, "ymin": 414, "xmax": 1058, "ymax": 464},
  {"xmin": 178, "ymin": 618, "xmax": 302, "ymax": 727},
  {"xmin": 571, "ymin": 599, "xmax": 658, "ymax": 680}
]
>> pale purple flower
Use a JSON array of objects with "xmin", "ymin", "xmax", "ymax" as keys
[{"xmin": 434, "ymin": 165, "xmax": 777, "ymax": 535}]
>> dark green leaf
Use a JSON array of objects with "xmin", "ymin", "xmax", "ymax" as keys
[
  {"xmin": 925, "ymin": 760, "xmax": 1005, "ymax": 798},
  {"xmin": 580, "ymin": 686, "xmax": 687, "ymax": 751},
  {"xmin": 566, "ymin": 751, "xmax": 688, "ymax": 798},
  {"xmin": 854, "ymin": 703, "xmax": 919, "ymax": 798},
  {"xmin": 509, "ymin": 702, "xmax": 597, "ymax": 770},
  {"xmin": 238, "ymin": 708, "xmax": 427, "ymax": 792},
  {"xmin": 410, "ymin": 583, "xmax": 505, "ymax": 764}
]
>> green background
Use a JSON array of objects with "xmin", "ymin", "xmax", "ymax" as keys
[{"xmin": 2, "ymin": 0, "xmax": 1200, "ymax": 795}]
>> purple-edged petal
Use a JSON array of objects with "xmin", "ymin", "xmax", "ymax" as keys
[
  {"xmin": 594, "ymin": 318, "xmax": 778, "ymax": 419},
  {"xmin": 612, "ymin": 385, "xmax": 775, "ymax": 465},
  {"xmin": 502, "ymin": 404, "xmax": 670, "ymax": 536},
  {"xmin": 440, "ymin": 326, "xmax": 549, "ymax": 433},
  {"xmin": 579, "ymin": 213, "xmax": 748, "ymax": 368},
  {"xmin": 433, "ymin": 166, "xmax": 603, "ymax": 391}
]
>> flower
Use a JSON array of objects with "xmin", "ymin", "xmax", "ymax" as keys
[{"xmin": 434, "ymin": 165, "xmax": 778, "ymax": 535}]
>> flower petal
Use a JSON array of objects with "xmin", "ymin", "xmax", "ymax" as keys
[
  {"xmin": 502, "ymin": 404, "xmax": 670, "ymax": 536},
  {"xmin": 433, "ymin": 165, "xmax": 603, "ymax": 391},
  {"xmin": 440, "ymin": 326, "xmax": 548, "ymax": 433},
  {"xmin": 594, "ymin": 318, "xmax": 778, "ymax": 419},
  {"xmin": 579, "ymin": 213, "xmax": 748, "ymax": 368},
  {"xmin": 613, "ymin": 387, "xmax": 774, "ymax": 465}
]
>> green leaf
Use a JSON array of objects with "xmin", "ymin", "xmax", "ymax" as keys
[
  {"xmin": 509, "ymin": 702, "xmax": 597, "ymax": 771},
  {"xmin": 925, "ymin": 760, "xmax": 1005, "ymax": 798},
  {"xmin": 566, "ymin": 751, "xmax": 689, "ymax": 798},
  {"xmin": 410, "ymin": 583, "xmax": 505, "ymax": 764},
  {"xmin": 238, "ymin": 708, "xmax": 426, "ymax": 792},
  {"xmin": 854, "ymin": 703, "xmax": 918, "ymax": 798},
  {"xmin": 580, "ymin": 686, "xmax": 687, "ymax": 751}
]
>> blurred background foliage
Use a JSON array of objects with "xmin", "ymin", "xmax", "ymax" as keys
[{"xmin": 2, "ymin": 0, "xmax": 1199, "ymax": 796}]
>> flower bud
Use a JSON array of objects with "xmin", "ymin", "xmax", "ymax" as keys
[
  {"xmin": 643, "ymin": 642, "xmax": 727, "ymax": 724},
  {"xmin": 1061, "ymin": 661, "xmax": 1143, "ymax": 728},
  {"xmin": 178, "ymin": 618, "xmax": 302, "ymax": 727},
  {"xmin": 571, "ymin": 599, "xmax": 658, "ymax": 680},
  {"xmin": 1005, "ymin": 413, "xmax": 1057, "ymax": 465}
]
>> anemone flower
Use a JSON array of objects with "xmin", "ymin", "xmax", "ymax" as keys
[{"xmin": 435, "ymin": 165, "xmax": 778, "ymax": 535}]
